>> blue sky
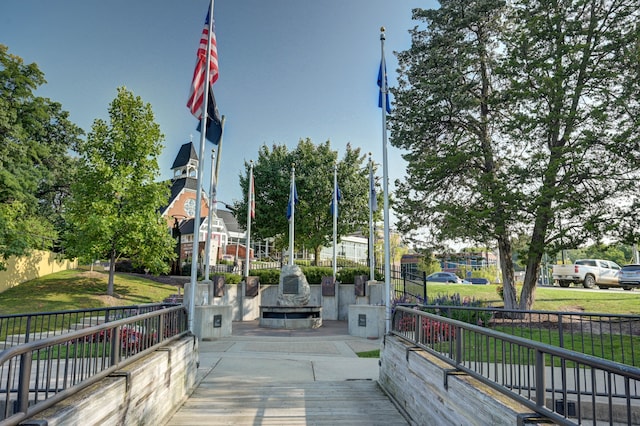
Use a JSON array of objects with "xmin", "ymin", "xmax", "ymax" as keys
[{"xmin": 1, "ymin": 0, "xmax": 435, "ymax": 210}]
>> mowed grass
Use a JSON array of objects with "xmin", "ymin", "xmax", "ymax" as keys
[
  {"xmin": 402, "ymin": 282, "xmax": 640, "ymax": 315},
  {"xmin": 0, "ymin": 269, "xmax": 179, "ymax": 315}
]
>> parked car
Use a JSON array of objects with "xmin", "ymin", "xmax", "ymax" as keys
[
  {"xmin": 467, "ymin": 277, "xmax": 490, "ymax": 285},
  {"xmin": 618, "ymin": 264, "xmax": 640, "ymax": 291},
  {"xmin": 551, "ymin": 259, "xmax": 621, "ymax": 289},
  {"xmin": 426, "ymin": 272, "xmax": 469, "ymax": 284}
]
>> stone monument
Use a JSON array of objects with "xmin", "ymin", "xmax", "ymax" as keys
[{"xmin": 259, "ymin": 264, "xmax": 322, "ymax": 329}]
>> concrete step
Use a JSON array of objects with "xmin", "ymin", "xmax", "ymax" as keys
[{"xmin": 167, "ymin": 380, "xmax": 408, "ymax": 425}]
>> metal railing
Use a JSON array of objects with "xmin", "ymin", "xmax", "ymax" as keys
[
  {"xmin": 0, "ymin": 304, "xmax": 178, "ymax": 351},
  {"xmin": 391, "ymin": 306, "xmax": 640, "ymax": 425},
  {"xmin": 409, "ymin": 305, "xmax": 640, "ymax": 368},
  {"xmin": 0, "ymin": 305, "xmax": 188, "ymax": 425}
]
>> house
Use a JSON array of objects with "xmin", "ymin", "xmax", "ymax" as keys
[{"xmin": 160, "ymin": 142, "xmax": 251, "ymax": 272}]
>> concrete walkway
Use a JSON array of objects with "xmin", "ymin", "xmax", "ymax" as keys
[{"xmin": 165, "ymin": 321, "xmax": 410, "ymax": 426}]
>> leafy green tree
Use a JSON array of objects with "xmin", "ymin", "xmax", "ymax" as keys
[
  {"xmin": 0, "ymin": 44, "xmax": 82, "ymax": 270},
  {"xmin": 501, "ymin": 0, "xmax": 640, "ymax": 307},
  {"xmin": 391, "ymin": 0, "xmax": 640, "ymax": 310},
  {"xmin": 389, "ymin": 0, "xmax": 521, "ymax": 306},
  {"xmin": 64, "ymin": 87, "xmax": 175, "ymax": 295},
  {"xmin": 234, "ymin": 139, "xmax": 373, "ymax": 264}
]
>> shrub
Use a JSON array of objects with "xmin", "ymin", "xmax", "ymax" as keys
[
  {"xmin": 208, "ymin": 272, "xmax": 241, "ymax": 284},
  {"xmin": 250, "ymin": 268, "xmax": 280, "ymax": 285},
  {"xmin": 423, "ymin": 293, "xmax": 493, "ymax": 327},
  {"xmin": 300, "ymin": 266, "xmax": 333, "ymax": 284},
  {"xmin": 337, "ymin": 267, "xmax": 382, "ymax": 284}
]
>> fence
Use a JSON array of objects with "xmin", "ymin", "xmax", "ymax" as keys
[
  {"xmin": 391, "ymin": 305, "xmax": 640, "ymax": 425},
  {"xmin": 0, "ymin": 305, "xmax": 188, "ymax": 425},
  {"xmin": 0, "ymin": 304, "xmax": 177, "ymax": 351}
]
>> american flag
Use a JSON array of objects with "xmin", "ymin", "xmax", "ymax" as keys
[{"xmin": 187, "ymin": 4, "xmax": 218, "ymax": 119}]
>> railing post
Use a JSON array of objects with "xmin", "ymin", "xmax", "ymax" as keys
[
  {"xmin": 558, "ymin": 313, "xmax": 564, "ymax": 348},
  {"xmin": 455, "ymin": 326, "xmax": 462, "ymax": 364},
  {"xmin": 402, "ymin": 268, "xmax": 406, "ymax": 299},
  {"xmin": 423, "ymin": 271, "xmax": 427, "ymax": 302},
  {"xmin": 111, "ymin": 327, "xmax": 121, "ymax": 365},
  {"xmin": 535, "ymin": 349, "xmax": 545, "ymax": 409},
  {"xmin": 24, "ymin": 316, "xmax": 32, "ymax": 344},
  {"xmin": 17, "ymin": 352, "xmax": 32, "ymax": 415}
]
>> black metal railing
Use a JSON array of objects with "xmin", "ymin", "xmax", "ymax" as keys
[
  {"xmin": 391, "ymin": 306, "xmax": 640, "ymax": 426},
  {"xmin": 0, "ymin": 304, "xmax": 177, "ymax": 351},
  {"xmin": 0, "ymin": 305, "xmax": 188, "ymax": 425},
  {"xmin": 400, "ymin": 304, "xmax": 640, "ymax": 368}
]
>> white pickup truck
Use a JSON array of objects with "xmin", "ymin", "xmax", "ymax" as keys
[{"xmin": 552, "ymin": 259, "xmax": 621, "ymax": 289}]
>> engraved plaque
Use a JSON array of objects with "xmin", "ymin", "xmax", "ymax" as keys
[
  {"xmin": 321, "ymin": 276, "xmax": 335, "ymax": 296},
  {"xmin": 245, "ymin": 276, "xmax": 259, "ymax": 297},
  {"xmin": 358, "ymin": 314, "xmax": 367, "ymax": 327},
  {"xmin": 283, "ymin": 276, "xmax": 299, "ymax": 294},
  {"xmin": 354, "ymin": 275, "xmax": 367, "ymax": 297},
  {"xmin": 213, "ymin": 314, "xmax": 222, "ymax": 328},
  {"xmin": 212, "ymin": 275, "xmax": 225, "ymax": 297}
]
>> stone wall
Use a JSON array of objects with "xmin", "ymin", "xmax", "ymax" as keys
[
  {"xmin": 379, "ymin": 335, "xmax": 550, "ymax": 426},
  {"xmin": 26, "ymin": 336, "xmax": 197, "ymax": 426}
]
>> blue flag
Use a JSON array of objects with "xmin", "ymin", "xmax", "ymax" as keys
[
  {"xmin": 286, "ymin": 180, "xmax": 299, "ymax": 220},
  {"xmin": 330, "ymin": 185, "xmax": 342, "ymax": 217},
  {"xmin": 377, "ymin": 60, "xmax": 391, "ymax": 113}
]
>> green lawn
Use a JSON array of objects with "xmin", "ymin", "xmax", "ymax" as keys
[
  {"xmin": 0, "ymin": 269, "xmax": 179, "ymax": 315},
  {"xmin": 401, "ymin": 282, "xmax": 640, "ymax": 315}
]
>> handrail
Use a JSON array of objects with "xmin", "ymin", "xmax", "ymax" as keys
[
  {"xmin": 391, "ymin": 305, "xmax": 640, "ymax": 426},
  {"xmin": 0, "ymin": 305, "xmax": 188, "ymax": 426}
]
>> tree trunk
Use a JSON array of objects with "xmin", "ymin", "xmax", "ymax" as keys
[
  {"xmin": 107, "ymin": 249, "xmax": 116, "ymax": 296},
  {"xmin": 314, "ymin": 246, "xmax": 321, "ymax": 267},
  {"xmin": 497, "ymin": 236, "xmax": 517, "ymax": 310}
]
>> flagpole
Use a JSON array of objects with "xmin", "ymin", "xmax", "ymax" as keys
[
  {"xmin": 215, "ymin": 115, "xmax": 225, "ymax": 184},
  {"xmin": 188, "ymin": 0, "xmax": 215, "ymax": 334},
  {"xmin": 368, "ymin": 153, "xmax": 376, "ymax": 281},
  {"xmin": 332, "ymin": 163, "xmax": 338, "ymax": 280},
  {"xmin": 244, "ymin": 161, "xmax": 254, "ymax": 278},
  {"xmin": 288, "ymin": 165, "xmax": 296, "ymax": 266},
  {"xmin": 380, "ymin": 27, "xmax": 391, "ymax": 333},
  {"xmin": 204, "ymin": 149, "xmax": 216, "ymax": 282}
]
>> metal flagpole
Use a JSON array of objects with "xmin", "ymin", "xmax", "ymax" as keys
[
  {"xmin": 332, "ymin": 163, "xmax": 338, "ymax": 280},
  {"xmin": 189, "ymin": 0, "xmax": 215, "ymax": 334},
  {"xmin": 215, "ymin": 115, "xmax": 225, "ymax": 184},
  {"xmin": 244, "ymin": 161, "xmax": 254, "ymax": 278},
  {"xmin": 288, "ymin": 165, "xmax": 296, "ymax": 266},
  {"xmin": 380, "ymin": 27, "xmax": 391, "ymax": 333},
  {"xmin": 204, "ymin": 150, "xmax": 216, "ymax": 282},
  {"xmin": 368, "ymin": 153, "xmax": 376, "ymax": 281}
]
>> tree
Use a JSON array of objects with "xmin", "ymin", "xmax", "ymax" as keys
[
  {"xmin": 391, "ymin": 0, "xmax": 640, "ymax": 310},
  {"xmin": 234, "ymin": 139, "xmax": 373, "ymax": 264},
  {"xmin": 389, "ymin": 1, "xmax": 522, "ymax": 306},
  {"xmin": 0, "ymin": 44, "xmax": 82, "ymax": 270},
  {"xmin": 502, "ymin": 0, "xmax": 640, "ymax": 308},
  {"xmin": 64, "ymin": 87, "xmax": 175, "ymax": 295}
]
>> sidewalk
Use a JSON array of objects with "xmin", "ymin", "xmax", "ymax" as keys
[{"xmin": 165, "ymin": 320, "xmax": 410, "ymax": 425}]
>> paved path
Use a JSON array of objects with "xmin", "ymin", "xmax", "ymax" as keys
[{"xmin": 165, "ymin": 321, "xmax": 410, "ymax": 426}]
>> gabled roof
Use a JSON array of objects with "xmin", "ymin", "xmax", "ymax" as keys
[
  {"xmin": 216, "ymin": 209, "xmax": 242, "ymax": 233},
  {"xmin": 169, "ymin": 177, "xmax": 198, "ymax": 202},
  {"xmin": 159, "ymin": 177, "xmax": 199, "ymax": 216},
  {"xmin": 171, "ymin": 142, "xmax": 198, "ymax": 169},
  {"xmin": 178, "ymin": 217, "xmax": 206, "ymax": 235}
]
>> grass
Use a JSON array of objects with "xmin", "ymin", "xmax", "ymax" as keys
[
  {"xmin": 356, "ymin": 349, "xmax": 380, "ymax": 358},
  {"xmin": 0, "ymin": 269, "xmax": 179, "ymax": 315},
  {"xmin": 401, "ymin": 282, "xmax": 640, "ymax": 315}
]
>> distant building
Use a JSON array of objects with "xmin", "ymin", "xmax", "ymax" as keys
[{"xmin": 160, "ymin": 142, "xmax": 252, "ymax": 272}]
